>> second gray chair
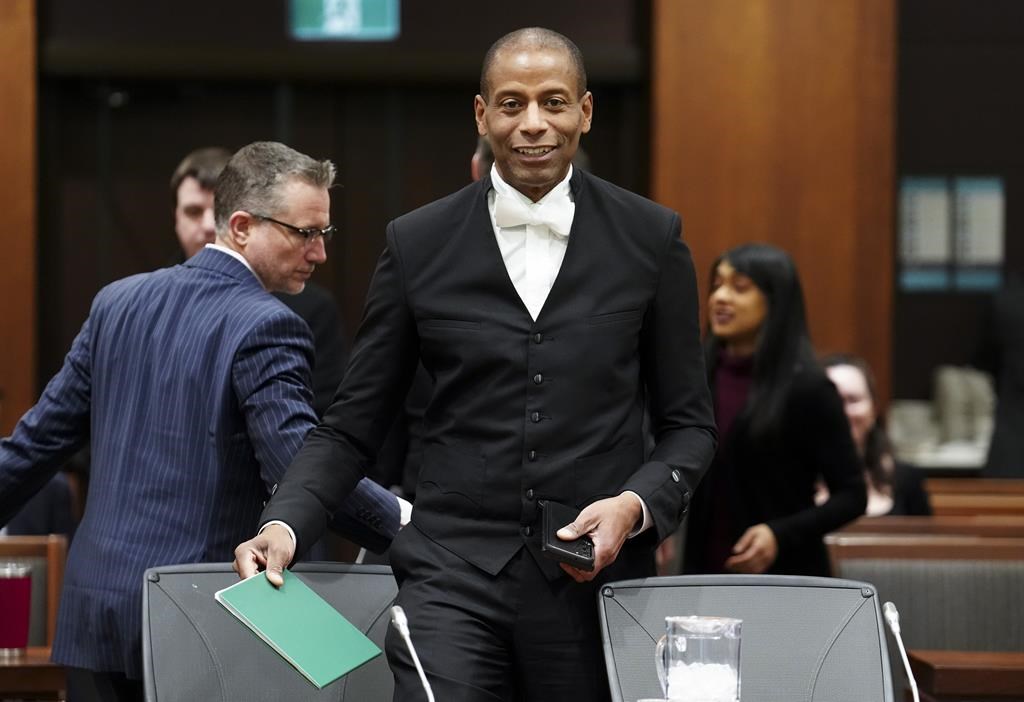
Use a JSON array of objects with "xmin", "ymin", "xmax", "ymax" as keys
[{"xmin": 598, "ymin": 574, "xmax": 894, "ymax": 702}]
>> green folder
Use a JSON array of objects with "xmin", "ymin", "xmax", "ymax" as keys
[{"xmin": 215, "ymin": 570, "xmax": 382, "ymax": 688}]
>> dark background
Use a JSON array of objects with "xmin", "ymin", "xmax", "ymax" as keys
[
  {"xmin": 35, "ymin": 0, "xmax": 651, "ymax": 386},
  {"xmin": 895, "ymin": 0, "xmax": 1024, "ymax": 397},
  {"xmin": 33, "ymin": 0, "xmax": 1024, "ymax": 399}
]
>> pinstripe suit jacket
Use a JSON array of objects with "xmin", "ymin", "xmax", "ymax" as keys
[{"xmin": 0, "ymin": 247, "xmax": 399, "ymax": 677}]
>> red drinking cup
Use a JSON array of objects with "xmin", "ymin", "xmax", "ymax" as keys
[{"xmin": 0, "ymin": 562, "xmax": 32, "ymax": 658}]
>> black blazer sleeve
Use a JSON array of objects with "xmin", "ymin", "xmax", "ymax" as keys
[
  {"xmin": 766, "ymin": 370, "xmax": 867, "ymax": 555},
  {"xmin": 621, "ymin": 215, "xmax": 718, "ymax": 540}
]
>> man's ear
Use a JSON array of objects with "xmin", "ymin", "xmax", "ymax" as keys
[
  {"xmin": 580, "ymin": 91, "xmax": 594, "ymax": 134},
  {"xmin": 227, "ymin": 210, "xmax": 253, "ymax": 247},
  {"xmin": 474, "ymin": 95, "xmax": 488, "ymax": 136}
]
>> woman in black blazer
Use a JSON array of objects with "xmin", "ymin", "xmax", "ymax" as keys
[{"xmin": 684, "ymin": 244, "xmax": 866, "ymax": 576}]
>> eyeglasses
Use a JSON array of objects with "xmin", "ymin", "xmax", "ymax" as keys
[{"xmin": 252, "ymin": 213, "xmax": 336, "ymax": 244}]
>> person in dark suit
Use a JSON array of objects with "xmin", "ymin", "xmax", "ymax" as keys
[
  {"xmin": 235, "ymin": 29, "xmax": 716, "ymax": 702},
  {"xmin": 0, "ymin": 142, "xmax": 401, "ymax": 702},
  {"xmin": 683, "ymin": 243, "xmax": 866, "ymax": 577}
]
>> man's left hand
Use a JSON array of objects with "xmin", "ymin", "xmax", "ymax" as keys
[{"xmin": 556, "ymin": 493, "xmax": 642, "ymax": 583}]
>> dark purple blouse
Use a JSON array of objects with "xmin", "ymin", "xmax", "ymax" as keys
[
  {"xmin": 704, "ymin": 352, "xmax": 755, "ymax": 571},
  {"xmin": 714, "ymin": 352, "xmax": 755, "ymax": 441}
]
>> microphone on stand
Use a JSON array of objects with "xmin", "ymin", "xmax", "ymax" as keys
[
  {"xmin": 390, "ymin": 605, "xmax": 436, "ymax": 702},
  {"xmin": 883, "ymin": 601, "xmax": 920, "ymax": 702}
]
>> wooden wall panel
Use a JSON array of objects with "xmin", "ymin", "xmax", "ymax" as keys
[
  {"xmin": 0, "ymin": 0, "xmax": 36, "ymax": 434},
  {"xmin": 652, "ymin": 0, "xmax": 896, "ymax": 402}
]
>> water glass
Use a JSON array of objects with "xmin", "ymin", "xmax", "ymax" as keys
[{"xmin": 654, "ymin": 615, "xmax": 741, "ymax": 702}]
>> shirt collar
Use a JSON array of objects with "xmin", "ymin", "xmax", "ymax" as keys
[{"xmin": 205, "ymin": 242, "xmax": 265, "ymax": 288}]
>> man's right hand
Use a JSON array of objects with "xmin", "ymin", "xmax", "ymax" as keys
[{"xmin": 232, "ymin": 524, "xmax": 296, "ymax": 587}]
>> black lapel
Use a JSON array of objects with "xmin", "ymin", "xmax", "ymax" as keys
[
  {"xmin": 469, "ymin": 174, "xmax": 534, "ymax": 318},
  {"xmin": 535, "ymin": 168, "xmax": 591, "ymax": 323}
]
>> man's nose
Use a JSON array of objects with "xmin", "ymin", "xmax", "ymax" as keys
[
  {"xmin": 306, "ymin": 235, "xmax": 327, "ymax": 264},
  {"xmin": 520, "ymin": 102, "xmax": 547, "ymax": 133}
]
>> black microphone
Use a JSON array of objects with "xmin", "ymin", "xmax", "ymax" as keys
[
  {"xmin": 390, "ymin": 605, "xmax": 436, "ymax": 702},
  {"xmin": 883, "ymin": 601, "xmax": 919, "ymax": 702}
]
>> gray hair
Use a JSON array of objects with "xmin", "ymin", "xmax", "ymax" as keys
[{"xmin": 214, "ymin": 141, "xmax": 336, "ymax": 233}]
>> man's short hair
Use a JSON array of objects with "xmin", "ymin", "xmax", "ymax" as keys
[
  {"xmin": 214, "ymin": 142, "xmax": 336, "ymax": 233},
  {"xmin": 170, "ymin": 147, "xmax": 232, "ymax": 194},
  {"xmin": 480, "ymin": 27, "xmax": 587, "ymax": 101}
]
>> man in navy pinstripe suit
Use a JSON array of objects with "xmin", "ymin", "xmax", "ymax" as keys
[{"xmin": 0, "ymin": 141, "xmax": 402, "ymax": 701}]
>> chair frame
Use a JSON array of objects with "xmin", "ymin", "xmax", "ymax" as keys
[
  {"xmin": 141, "ymin": 562, "xmax": 396, "ymax": 702},
  {"xmin": 598, "ymin": 574, "xmax": 895, "ymax": 702}
]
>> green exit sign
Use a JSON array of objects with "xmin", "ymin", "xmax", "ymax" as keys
[{"xmin": 291, "ymin": 0, "xmax": 400, "ymax": 40}]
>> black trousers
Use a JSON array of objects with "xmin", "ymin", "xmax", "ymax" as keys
[
  {"xmin": 385, "ymin": 524, "xmax": 615, "ymax": 702},
  {"xmin": 67, "ymin": 668, "xmax": 143, "ymax": 702}
]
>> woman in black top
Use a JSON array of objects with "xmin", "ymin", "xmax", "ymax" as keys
[
  {"xmin": 684, "ymin": 244, "xmax": 866, "ymax": 576},
  {"xmin": 822, "ymin": 354, "xmax": 932, "ymax": 516}
]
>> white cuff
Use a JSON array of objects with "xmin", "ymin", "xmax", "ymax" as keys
[
  {"xmin": 260, "ymin": 520, "xmax": 297, "ymax": 549},
  {"xmin": 398, "ymin": 496, "xmax": 413, "ymax": 526},
  {"xmin": 622, "ymin": 491, "xmax": 652, "ymax": 538}
]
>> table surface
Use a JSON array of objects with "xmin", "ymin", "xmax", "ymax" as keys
[
  {"xmin": 910, "ymin": 649, "xmax": 1024, "ymax": 699},
  {"xmin": 0, "ymin": 645, "xmax": 66, "ymax": 698}
]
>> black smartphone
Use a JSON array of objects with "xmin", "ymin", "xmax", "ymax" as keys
[{"xmin": 539, "ymin": 499, "xmax": 595, "ymax": 572}]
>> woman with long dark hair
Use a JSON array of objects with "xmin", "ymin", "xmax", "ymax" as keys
[
  {"xmin": 683, "ymin": 243, "xmax": 866, "ymax": 576},
  {"xmin": 821, "ymin": 354, "xmax": 931, "ymax": 516}
]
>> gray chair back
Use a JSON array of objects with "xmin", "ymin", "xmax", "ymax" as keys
[
  {"xmin": 599, "ymin": 574, "xmax": 894, "ymax": 702},
  {"xmin": 837, "ymin": 559, "xmax": 1024, "ymax": 652},
  {"xmin": 838, "ymin": 558, "xmax": 1024, "ymax": 697},
  {"xmin": 142, "ymin": 563, "xmax": 396, "ymax": 702}
]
